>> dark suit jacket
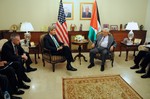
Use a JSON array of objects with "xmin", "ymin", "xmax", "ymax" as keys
[
  {"xmin": 1, "ymin": 40, "xmax": 25, "ymax": 62},
  {"xmin": 44, "ymin": 34, "xmax": 63, "ymax": 54},
  {"xmin": 82, "ymin": 12, "xmax": 91, "ymax": 18}
]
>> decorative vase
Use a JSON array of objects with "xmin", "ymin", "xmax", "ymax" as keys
[
  {"xmin": 120, "ymin": 24, "xmax": 122, "ymax": 31},
  {"xmin": 140, "ymin": 25, "xmax": 144, "ymax": 30}
]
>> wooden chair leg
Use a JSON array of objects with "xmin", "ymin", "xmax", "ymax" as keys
[
  {"xmin": 52, "ymin": 64, "xmax": 55, "ymax": 72},
  {"xmin": 111, "ymin": 59, "xmax": 114, "ymax": 67},
  {"xmin": 42, "ymin": 59, "xmax": 45, "ymax": 67}
]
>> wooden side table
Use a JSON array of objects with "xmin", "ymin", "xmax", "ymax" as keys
[
  {"xmin": 29, "ymin": 43, "xmax": 40, "ymax": 64},
  {"xmin": 72, "ymin": 39, "xmax": 88, "ymax": 65},
  {"xmin": 119, "ymin": 41, "xmax": 139, "ymax": 61}
]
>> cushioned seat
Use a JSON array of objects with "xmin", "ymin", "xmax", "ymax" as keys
[
  {"xmin": 40, "ymin": 34, "xmax": 66, "ymax": 72},
  {"xmin": 94, "ymin": 32, "xmax": 115, "ymax": 67},
  {"xmin": 94, "ymin": 50, "xmax": 114, "ymax": 67}
]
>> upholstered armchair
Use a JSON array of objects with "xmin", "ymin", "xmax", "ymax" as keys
[
  {"xmin": 0, "ymin": 39, "xmax": 8, "ymax": 52},
  {"xmin": 0, "ymin": 39, "xmax": 8, "ymax": 60},
  {"xmin": 40, "ymin": 34, "xmax": 66, "ymax": 72},
  {"xmin": 94, "ymin": 32, "xmax": 115, "ymax": 67},
  {"xmin": 94, "ymin": 49, "xmax": 114, "ymax": 67}
]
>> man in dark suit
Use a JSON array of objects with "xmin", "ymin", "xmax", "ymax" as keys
[
  {"xmin": 43, "ymin": 25, "xmax": 77, "ymax": 71},
  {"xmin": 130, "ymin": 42, "xmax": 150, "ymax": 69},
  {"xmin": 1, "ymin": 33, "xmax": 33, "ymax": 89},
  {"xmin": 82, "ymin": 6, "xmax": 91, "ymax": 18},
  {"xmin": 88, "ymin": 28, "xmax": 117, "ymax": 71},
  {"xmin": 1, "ymin": 33, "xmax": 37, "ymax": 73}
]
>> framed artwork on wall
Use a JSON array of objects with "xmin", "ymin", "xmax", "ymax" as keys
[
  {"xmin": 63, "ymin": 2, "xmax": 74, "ymax": 20},
  {"xmin": 80, "ymin": 2, "xmax": 93, "ymax": 20},
  {"xmin": 103, "ymin": 24, "xmax": 109, "ymax": 28},
  {"xmin": 110, "ymin": 25, "xmax": 118, "ymax": 30}
]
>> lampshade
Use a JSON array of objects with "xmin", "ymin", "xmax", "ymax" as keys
[
  {"xmin": 20, "ymin": 22, "xmax": 34, "ymax": 47},
  {"xmin": 20, "ymin": 22, "xmax": 34, "ymax": 32},
  {"xmin": 125, "ymin": 22, "xmax": 139, "ymax": 30}
]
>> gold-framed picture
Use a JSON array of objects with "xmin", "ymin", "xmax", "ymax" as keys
[
  {"xmin": 63, "ymin": 2, "xmax": 74, "ymax": 20},
  {"xmin": 80, "ymin": 2, "xmax": 93, "ymax": 20}
]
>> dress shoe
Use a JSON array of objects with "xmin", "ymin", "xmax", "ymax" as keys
[
  {"xmin": 88, "ymin": 63, "xmax": 95, "ymax": 68},
  {"xmin": 23, "ymin": 77, "xmax": 31, "ymax": 83},
  {"xmin": 141, "ymin": 74, "xmax": 150, "ymax": 78},
  {"xmin": 14, "ymin": 89, "xmax": 24, "ymax": 95},
  {"xmin": 18, "ymin": 83, "xmax": 30, "ymax": 89},
  {"xmin": 130, "ymin": 65, "xmax": 139, "ymax": 69},
  {"xmin": 66, "ymin": 65, "xmax": 77, "ymax": 71},
  {"xmin": 11, "ymin": 96, "xmax": 22, "ymax": 99},
  {"xmin": 101, "ymin": 65, "xmax": 104, "ymax": 71},
  {"xmin": 136, "ymin": 69, "xmax": 146, "ymax": 74},
  {"xmin": 72, "ymin": 59, "xmax": 75, "ymax": 62},
  {"xmin": 25, "ymin": 67, "xmax": 37, "ymax": 73}
]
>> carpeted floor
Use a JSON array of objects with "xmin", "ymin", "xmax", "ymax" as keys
[{"xmin": 63, "ymin": 75, "xmax": 142, "ymax": 99}]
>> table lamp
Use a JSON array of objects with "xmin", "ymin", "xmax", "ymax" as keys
[
  {"xmin": 125, "ymin": 22, "xmax": 139, "ymax": 45},
  {"xmin": 20, "ymin": 22, "xmax": 34, "ymax": 46}
]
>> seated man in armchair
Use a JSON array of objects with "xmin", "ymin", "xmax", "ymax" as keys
[
  {"xmin": 43, "ymin": 25, "xmax": 77, "ymax": 71},
  {"xmin": 130, "ymin": 42, "xmax": 150, "ymax": 69},
  {"xmin": 1, "ymin": 33, "xmax": 37, "ymax": 73},
  {"xmin": 88, "ymin": 28, "xmax": 117, "ymax": 71}
]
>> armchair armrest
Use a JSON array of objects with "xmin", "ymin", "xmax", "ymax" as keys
[{"xmin": 109, "ymin": 45, "xmax": 115, "ymax": 52}]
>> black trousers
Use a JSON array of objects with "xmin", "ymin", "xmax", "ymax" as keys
[
  {"xmin": 134, "ymin": 51, "xmax": 148, "ymax": 65},
  {"xmin": 0, "ymin": 75, "xmax": 9, "ymax": 93},
  {"xmin": 25, "ymin": 52, "xmax": 32, "ymax": 69},
  {"xmin": 0, "ymin": 66, "xmax": 18, "ymax": 94},
  {"xmin": 147, "ymin": 64, "xmax": 150, "ymax": 75},
  {"xmin": 140, "ymin": 52, "xmax": 150, "ymax": 70},
  {"xmin": 52, "ymin": 46, "xmax": 74, "ymax": 63},
  {"xmin": 90, "ymin": 47, "xmax": 108, "ymax": 66},
  {"xmin": 10, "ymin": 61, "xmax": 28, "ymax": 86}
]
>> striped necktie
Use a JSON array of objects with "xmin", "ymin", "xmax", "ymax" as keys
[
  {"xmin": 51, "ymin": 36, "xmax": 60, "ymax": 48},
  {"xmin": 14, "ymin": 46, "xmax": 18, "ymax": 55}
]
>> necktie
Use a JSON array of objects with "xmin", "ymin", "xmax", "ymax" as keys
[
  {"xmin": 14, "ymin": 46, "xmax": 18, "ymax": 55},
  {"xmin": 51, "ymin": 36, "xmax": 60, "ymax": 48},
  {"xmin": 98, "ymin": 36, "xmax": 105, "ymax": 46}
]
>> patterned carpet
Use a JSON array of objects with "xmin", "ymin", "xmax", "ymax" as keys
[{"xmin": 62, "ymin": 75, "xmax": 142, "ymax": 99}]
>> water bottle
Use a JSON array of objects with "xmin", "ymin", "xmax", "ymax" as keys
[{"xmin": 4, "ymin": 91, "xmax": 10, "ymax": 99}]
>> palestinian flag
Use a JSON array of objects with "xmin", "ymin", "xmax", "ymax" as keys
[{"xmin": 88, "ymin": 0, "xmax": 101, "ymax": 42}]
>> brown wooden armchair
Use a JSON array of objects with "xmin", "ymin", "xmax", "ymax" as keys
[
  {"xmin": 0, "ymin": 39, "xmax": 8, "ymax": 55},
  {"xmin": 40, "ymin": 34, "xmax": 66, "ymax": 72},
  {"xmin": 94, "ymin": 32, "xmax": 115, "ymax": 67},
  {"xmin": 94, "ymin": 50, "xmax": 114, "ymax": 67}
]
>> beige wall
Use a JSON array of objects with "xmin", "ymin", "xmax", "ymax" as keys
[
  {"xmin": 0, "ymin": 0, "xmax": 148, "ymax": 32},
  {"xmin": 145, "ymin": 0, "xmax": 150, "ymax": 41}
]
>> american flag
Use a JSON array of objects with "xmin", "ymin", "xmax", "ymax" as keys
[{"xmin": 56, "ymin": 0, "xmax": 69, "ymax": 46}]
